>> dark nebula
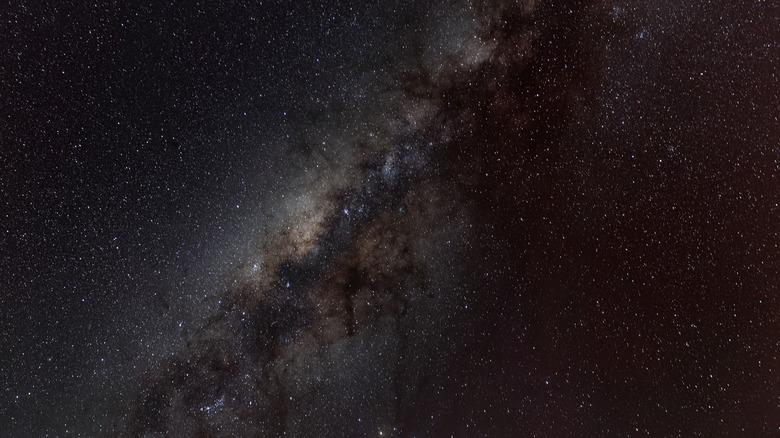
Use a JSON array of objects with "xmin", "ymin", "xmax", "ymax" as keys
[{"xmin": 2, "ymin": 0, "xmax": 778, "ymax": 436}]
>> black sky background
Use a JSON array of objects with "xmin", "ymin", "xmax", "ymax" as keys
[{"xmin": 2, "ymin": 0, "xmax": 778, "ymax": 436}]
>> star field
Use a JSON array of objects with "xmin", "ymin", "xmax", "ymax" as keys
[{"xmin": 1, "ymin": 0, "xmax": 778, "ymax": 436}]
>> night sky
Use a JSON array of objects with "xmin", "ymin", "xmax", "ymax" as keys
[{"xmin": 2, "ymin": 0, "xmax": 778, "ymax": 436}]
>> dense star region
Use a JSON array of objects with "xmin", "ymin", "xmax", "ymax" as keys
[{"xmin": 2, "ymin": 0, "xmax": 778, "ymax": 436}]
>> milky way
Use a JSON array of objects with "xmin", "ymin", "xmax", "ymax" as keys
[
  {"xmin": 3, "ymin": 0, "xmax": 778, "ymax": 436},
  {"xmin": 125, "ymin": 3, "xmax": 519, "ymax": 434}
]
